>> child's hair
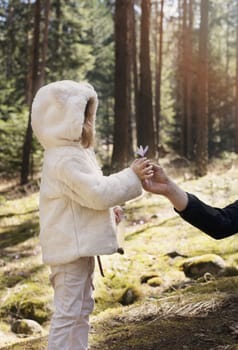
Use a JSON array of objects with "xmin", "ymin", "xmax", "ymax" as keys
[{"xmin": 81, "ymin": 97, "xmax": 96, "ymax": 148}]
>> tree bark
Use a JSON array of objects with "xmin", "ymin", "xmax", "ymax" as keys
[
  {"xmin": 137, "ymin": 0, "xmax": 155, "ymax": 158},
  {"xmin": 195, "ymin": 0, "xmax": 209, "ymax": 176},
  {"xmin": 155, "ymin": 0, "xmax": 164, "ymax": 155},
  {"xmin": 235, "ymin": 0, "xmax": 238, "ymax": 152},
  {"xmin": 111, "ymin": 0, "xmax": 131, "ymax": 170},
  {"xmin": 185, "ymin": 0, "xmax": 193, "ymax": 159},
  {"xmin": 39, "ymin": 0, "xmax": 50, "ymax": 85},
  {"xmin": 181, "ymin": 0, "xmax": 188, "ymax": 157},
  {"xmin": 21, "ymin": 0, "xmax": 50, "ymax": 184}
]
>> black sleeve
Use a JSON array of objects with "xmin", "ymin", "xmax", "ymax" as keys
[{"xmin": 175, "ymin": 193, "xmax": 238, "ymax": 239}]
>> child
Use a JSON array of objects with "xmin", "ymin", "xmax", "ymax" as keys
[{"xmin": 31, "ymin": 80, "xmax": 153, "ymax": 350}]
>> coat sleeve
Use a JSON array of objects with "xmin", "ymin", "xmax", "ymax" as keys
[
  {"xmin": 55, "ymin": 158, "xmax": 142, "ymax": 210},
  {"xmin": 175, "ymin": 193, "xmax": 238, "ymax": 239}
]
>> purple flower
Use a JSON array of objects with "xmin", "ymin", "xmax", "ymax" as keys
[{"xmin": 136, "ymin": 145, "xmax": 149, "ymax": 157}]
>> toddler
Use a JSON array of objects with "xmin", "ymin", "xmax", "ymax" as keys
[{"xmin": 31, "ymin": 80, "xmax": 152, "ymax": 350}]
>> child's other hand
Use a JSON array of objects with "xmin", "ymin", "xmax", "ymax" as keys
[
  {"xmin": 113, "ymin": 206, "xmax": 124, "ymax": 225},
  {"xmin": 130, "ymin": 158, "xmax": 153, "ymax": 180}
]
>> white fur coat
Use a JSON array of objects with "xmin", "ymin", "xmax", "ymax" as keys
[{"xmin": 31, "ymin": 81, "xmax": 142, "ymax": 265}]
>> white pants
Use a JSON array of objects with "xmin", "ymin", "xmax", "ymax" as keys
[{"xmin": 48, "ymin": 257, "xmax": 95, "ymax": 350}]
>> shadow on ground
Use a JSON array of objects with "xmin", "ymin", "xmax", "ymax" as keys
[{"xmin": 0, "ymin": 219, "xmax": 39, "ymax": 250}]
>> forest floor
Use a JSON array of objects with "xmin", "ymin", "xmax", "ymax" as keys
[
  {"xmin": 3, "ymin": 293, "xmax": 238, "ymax": 350},
  {"xmin": 2, "ymin": 153, "xmax": 238, "ymax": 350}
]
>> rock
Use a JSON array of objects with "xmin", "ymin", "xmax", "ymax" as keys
[
  {"xmin": 147, "ymin": 277, "xmax": 162, "ymax": 287},
  {"xmin": 166, "ymin": 251, "xmax": 188, "ymax": 259},
  {"xmin": 150, "ymin": 214, "xmax": 158, "ymax": 219},
  {"xmin": 218, "ymin": 266, "xmax": 238, "ymax": 277},
  {"xmin": 140, "ymin": 274, "xmax": 159, "ymax": 284},
  {"xmin": 15, "ymin": 299, "xmax": 50, "ymax": 324},
  {"xmin": 181, "ymin": 254, "xmax": 226, "ymax": 279},
  {"xmin": 118, "ymin": 287, "xmax": 140, "ymax": 306},
  {"xmin": 11, "ymin": 319, "xmax": 43, "ymax": 335}
]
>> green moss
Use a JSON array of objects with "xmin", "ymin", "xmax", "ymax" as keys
[
  {"xmin": 181, "ymin": 276, "xmax": 238, "ymax": 296},
  {"xmin": 5, "ymin": 274, "xmax": 26, "ymax": 288},
  {"xmin": 147, "ymin": 277, "xmax": 163, "ymax": 287},
  {"xmin": 1, "ymin": 282, "xmax": 52, "ymax": 324},
  {"xmin": 11, "ymin": 320, "xmax": 32, "ymax": 334},
  {"xmin": 220, "ymin": 266, "xmax": 238, "ymax": 277},
  {"xmin": 140, "ymin": 274, "xmax": 159, "ymax": 284},
  {"xmin": 0, "ymin": 264, "xmax": 48, "ymax": 289},
  {"xmin": 180, "ymin": 253, "xmax": 225, "ymax": 266},
  {"xmin": 0, "ymin": 336, "xmax": 48, "ymax": 350}
]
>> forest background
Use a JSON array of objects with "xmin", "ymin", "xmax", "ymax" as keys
[
  {"xmin": 2, "ymin": 1, "xmax": 238, "ymax": 348},
  {"xmin": 1, "ymin": 0, "xmax": 238, "ymax": 183}
]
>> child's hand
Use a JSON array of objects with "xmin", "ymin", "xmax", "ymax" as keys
[
  {"xmin": 113, "ymin": 206, "xmax": 124, "ymax": 224},
  {"xmin": 130, "ymin": 158, "xmax": 153, "ymax": 180}
]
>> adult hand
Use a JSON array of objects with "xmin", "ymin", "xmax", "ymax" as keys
[
  {"xmin": 143, "ymin": 164, "xmax": 188, "ymax": 211},
  {"xmin": 142, "ymin": 164, "xmax": 170, "ymax": 195}
]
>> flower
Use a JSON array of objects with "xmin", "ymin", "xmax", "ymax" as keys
[{"xmin": 136, "ymin": 145, "xmax": 149, "ymax": 157}]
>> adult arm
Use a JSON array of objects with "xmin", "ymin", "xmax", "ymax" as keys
[
  {"xmin": 177, "ymin": 193, "xmax": 238, "ymax": 239},
  {"xmin": 143, "ymin": 164, "xmax": 238, "ymax": 239}
]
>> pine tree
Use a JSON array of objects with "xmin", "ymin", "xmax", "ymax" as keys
[
  {"xmin": 137, "ymin": 0, "xmax": 155, "ymax": 158},
  {"xmin": 195, "ymin": 0, "xmax": 209, "ymax": 176}
]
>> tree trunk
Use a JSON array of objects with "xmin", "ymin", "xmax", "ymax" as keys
[
  {"xmin": 185, "ymin": 0, "xmax": 193, "ymax": 159},
  {"xmin": 155, "ymin": 0, "xmax": 164, "ymax": 156},
  {"xmin": 25, "ymin": 0, "xmax": 33, "ymax": 105},
  {"xmin": 195, "ymin": 0, "xmax": 209, "ymax": 176},
  {"xmin": 127, "ymin": 0, "xmax": 135, "ymax": 158},
  {"xmin": 111, "ymin": 0, "xmax": 131, "ymax": 170},
  {"xmin": 235, "ymin": 0, "xmax": 238, "ymax": 152},
  {"xmin": 39, "ymin": 0, "xmax": 50, "ymax": 85},
  {"xmin": 175, "ymin": 0, "xmax": 184, "ymax": 155},
  {"xmin": 5, "ymin": 1, "xmax": 15, "ymax": 78},
  {"xmin": 50, "ymin": 0, "xmax": 62, "ymax": 78},
  {"xmin": 181, "ymin": 0, "xmax": 188, "ymax": 157},
  {"xmin": 137, "ymin": 0, "xmax": 155, "ymax": 158},
  {"xmin": 131, "ymin": 1, "xmax": 140, "ymax": 152},
  {"xmin": 21, "ymin": 0, "xmax": 45, "ymax": 185}
]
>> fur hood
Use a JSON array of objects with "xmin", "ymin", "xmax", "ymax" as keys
[{"xmin": 31, "ymin": 80, "xmax": 98, "ymax": 149}]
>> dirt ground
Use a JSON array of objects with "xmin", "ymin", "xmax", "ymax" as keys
[
  {"xmin": 89, "ymin": 294, "xmax": 238, "ymax": 350},
  {"xmin": 4, "ymin": 293, "xmax": 238, "ymax": 350}
]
